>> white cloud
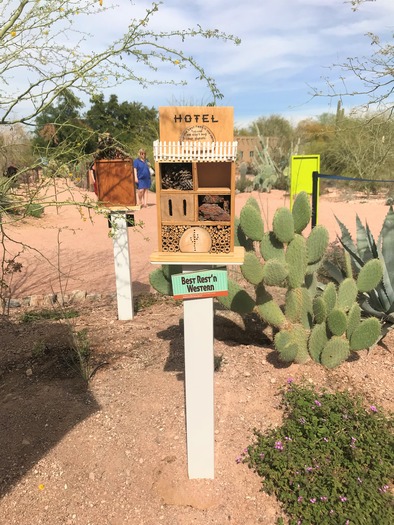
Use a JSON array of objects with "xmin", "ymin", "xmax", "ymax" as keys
[{"xmin": 3, "ymin": 0, "xmax": 393, "ymax": 124}]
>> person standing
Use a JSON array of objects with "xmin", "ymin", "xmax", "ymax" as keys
[{"xmin": 134, "ymin": 148, "xmax": 151, "ymax": 207}]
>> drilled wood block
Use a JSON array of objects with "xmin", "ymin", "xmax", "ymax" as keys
[{"xmin": 160, "ymin": 194, "xmax": 195, "ymax": 222}]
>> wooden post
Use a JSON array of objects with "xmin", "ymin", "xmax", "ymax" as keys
[
  {"xmin": 110, "ymin": 212, "xmax": 134, "ymax": 320},
  {"xmin": 183, "ymin": 266, "xmax": 214, "ymax": 479}
]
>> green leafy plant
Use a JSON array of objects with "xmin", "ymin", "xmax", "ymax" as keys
[
  {"xmin": 325, "ymin": 207, "xmax": 394, "ymax": 334},
  {"xmin": 21, "ymin": 308, "xmax": 79, "ymax": 323},
  {"xmin": 25, "ymin": 202, "xmax": 44, "ymax": 218},
  {"xmin": 243, "ymin": 382, "xmax": 394, "ymax": 525}
]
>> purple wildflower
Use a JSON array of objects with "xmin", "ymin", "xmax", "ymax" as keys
[
  {"xmin": 287, "ymin": 377, "xmax": 294, "ymax": 384},
  {"xmin": 378, "ymin": 485, "xmax": 389, "ymax": 493},
  {"xmin": 320, "ymin": 496, "xmax": 328, "ymax": 502},
  {"xmin": 235, "ymin": 456, "xmax": 242, "ymax": 464},
  {"xmin": 314, "ymin": 400, "xmax": 322, "ymax": 407},
  {"xmin": 370, "ymin": 405, "xmax": 378, "ymax": 413},
  {"xmin": 299, "ymin": 417, "xmax": 306, "ymax": 425},
  {"xmin": 297, "ymin": 496, "xmax": 303, "ymax": 502},
  {"xmin": 274, "ymin": 441, "xmax": 284, "ymax": 451},
  {"xmin": 339, "ymin": 496, "xmax": 347, "ymax": 502},
  {"xmin": 309, "ymin": 498, "xmax": 316, "ymax": 503}
]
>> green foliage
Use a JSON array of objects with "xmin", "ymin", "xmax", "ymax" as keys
[
  {"xmin": 320, "ymin": 336, "xmax": 350, "ymax": 368},
  {"xmin": 244, "ymin": 382, "xmax": 394, "ymax": 525},
  {"xmin": 217, "ymin": 191, "xmax": 383, "ymax": 368},
  {"xmin": 220, "ymin": 279, "xmax": 255, "ymax": 315},
  {"xmin": 349, "ymin": 317, "xmax": 381, "ymax": 351},
  {"xmin": 241, "ymin": 251, "xmax": 265, "ymax": 285},
  {"xmin": 325, "ymin": 209, "xmax": 393, "ymax": 334},
  {"xmin": 239, "ymin": 204, "xmax": 264, "ymax": 241},
  {"xmin": 21, "ymin": 308, "xmax": 79, "ymax": 323},
  {"xmin": 292, "ymin": 191, "xmax": 312, "ymax": 234},
  {"xmin": 149, "ymin": 265, "xmax": 182, "ymax": 296},
  {"xmin": 25, "ymin": 203, "xmax": 44, "ymax": 218},
  {"xmin": 272, "ymin": 207, "xmax": 294, "ymax": 243}
]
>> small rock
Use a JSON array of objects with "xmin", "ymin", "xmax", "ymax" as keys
[{"xmin": 26, "ymin": 368, "xmax": 33, "ymax": 377}]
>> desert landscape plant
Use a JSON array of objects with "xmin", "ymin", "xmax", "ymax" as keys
[
  {"xmin": 218, "ymin": 192, "xmax": 383, "ymax": 368},
  {"xmin": 244, "ymin": 381, "xmax": 394, "ymax": 525},
  {"xmin": 149, "ymin": 192, "xmax": 383, "ymax": 368},
  {"xmin": 324, "ymin": 206, "xmax": 394, "ymax": 335}
]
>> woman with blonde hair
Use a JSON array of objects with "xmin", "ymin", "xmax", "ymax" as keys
[{"xmin": 133, "ymin": 148, "xmax": 151, "ymax": 207}]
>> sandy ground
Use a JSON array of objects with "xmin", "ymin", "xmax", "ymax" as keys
[{"xmin": 0, "ymin": 182, "xmax": 392, "ymax": 525}]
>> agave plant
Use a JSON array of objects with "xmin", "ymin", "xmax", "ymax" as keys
[{"xmin": 325, "ymin": 206, "xmax": 394, "ymax": 330}]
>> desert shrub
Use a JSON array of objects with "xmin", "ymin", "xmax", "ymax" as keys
[
  {"xmin": 21, "ymin": 308, "xmax": 79, "ymax": 323},
  {"xmin": 25, "ymin": 202, "xmax": 44, "ymax": 218},
  {"xmin": 244, "ymin": 382, "xmax": 394, "ymax": 525}
]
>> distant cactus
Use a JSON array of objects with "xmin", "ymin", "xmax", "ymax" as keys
[{"xmin": 218, "ymin": 191, "xmax": 382, "ymax": 368}]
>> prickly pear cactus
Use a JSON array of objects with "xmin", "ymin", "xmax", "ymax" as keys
[{"xmin": 219, "ymin": 191, "xmax": 383, "ymax": 368}]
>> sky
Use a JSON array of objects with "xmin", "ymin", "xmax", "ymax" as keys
[
  {"xmin": 5, "ymin": 0, "xmax": 394, "ymax": 128},
  {"xmin": 86, "ymin": 0, "xmax": 394, "ymax": 128}
]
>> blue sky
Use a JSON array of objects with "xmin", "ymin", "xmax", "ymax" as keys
[
  {"xmin": 6, "ymin": 0, "xmax": 394, "ymax": 128},
  {"xmin": 85, "ymin": 0, "xmax": 393, "ymax": 128}
]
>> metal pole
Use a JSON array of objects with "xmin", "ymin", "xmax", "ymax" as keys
[{"xmin": 311, "ymin": 171, "xmax": 319, "ymax": 228}]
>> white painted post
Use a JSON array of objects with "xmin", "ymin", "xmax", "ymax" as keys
[
  {"xmin": 183, "ymin": 267, "xmax": 215, "ymax": 479},
  {"xmin": 111, "ymin": 212, "xmax": 134, "ymax": 320}
]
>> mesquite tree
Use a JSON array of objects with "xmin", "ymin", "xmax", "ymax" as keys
[{"xmin": 0, "ymin": 1, "xmax": 240, "ymax": 126}]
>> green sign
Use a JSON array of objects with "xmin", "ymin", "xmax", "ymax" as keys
[{"xmin": 171, "ymin": 268, "xmax": 228, "ymax": 300}]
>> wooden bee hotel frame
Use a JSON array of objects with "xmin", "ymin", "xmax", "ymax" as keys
[{"xmin": 150, "ymin": 106, "xmax": 244, "ymax": 264}]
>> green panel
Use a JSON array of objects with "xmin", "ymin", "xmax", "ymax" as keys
[{"xmin": 290, "ymin": 155, "xmax": 320, "ymax": 224}]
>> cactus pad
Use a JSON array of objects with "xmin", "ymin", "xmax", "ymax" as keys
[
  {"xmin": 313, "ymin": 296, "xmax": 327, "ymax": 324},
  {"xmin": 356, "ymin": 259, "xmax": 383, "ymax": 293},
  {"xmin": 218, "ymin": 278, "xmax": 256, "ymax": 315},
  {"xmin": 320, "ymin": 337, "xmax": 350, "ymax": 369},
  {"xmin": 272, "ymin": 207, "xmax": 295, "ymax": 243},
  {"xmin": 346, "ymin": 303, "xmax": 361, "ymax": 339},
  {"xmin": 349, "ymin": 317, "xmax": 381, "ymax": 351},
  {"xmin": 241, "ymin": 251, "xmax": 265, "ymax": 285},
  {"xmin": 308, "ymin": 321, "xmax": 328, "ymax": 362},
  {"xmin": 149, "ymin": 268, "xmax": 173, "ymax": 295},
  {"xmin": 255, "ymin": 284, "xmax": 285, "ymax": 328},
  {"xmin": 234, "ymin": 217, "xmax": 254, "ymax": 251},
  {"xmin": 292, "ymin": 191, "xmax": 312, "ymax": 234},
  {"xmin": 260, "ymin": 232, "xmax": 285, "ymax": 261},
  {"xmin": 337, "ymin": 277, "xmax": 358, "ymax": 311},
  {"xmin": 240, "ymin": 204, "xmax": 264, "ymax": 241},
  {"xmin": 327, "ymin": 308, "xmax": 347, "ymax": 336},
  {"xmin": 306, "ymin": 225, "xmax": 329, "ymax": 264},
  {"xmin": 286, "ymin": 234, "xmax": 307, "ymax": 288},
  {"xmin": 322, "ymin": 282, "xmax": 337, "ymax": 314},
  {"xmin": 262, "ymin": 259, "xmax": 289, "ymax": 286}
]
